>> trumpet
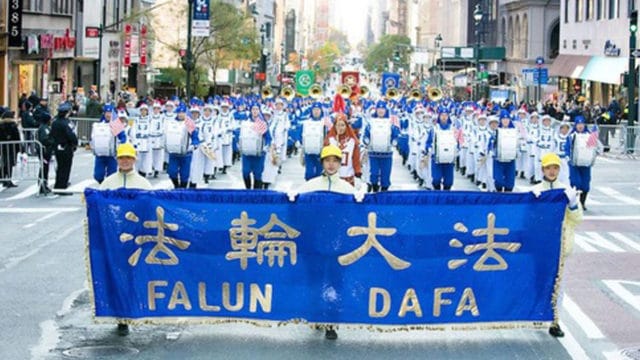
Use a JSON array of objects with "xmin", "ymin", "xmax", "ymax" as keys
[
  {"xmin": 281, "ymin": 86, "xmax": 295, "ymax": 101},
  {"xmin": 359, "ymin": 85, "xmax": 370, "ymax": 98},
  {"xmin": 309, "ymin": 84, "xmax": 323, "ymax": 99},
  {"xmin": 338, "ymin": 84, "xmax": 352, "ymax": 98},
  {"xmin": 385, "ymin": 87, "xmax": 400, "ymax": 100},
  {"xmin": 262, "ymin": 87, "xmax": 274, "ymax": 99},
  {"xmin": 427, "ymin": 86, "xmax": 443, "ymax": 102},
  {"xmin": 409, "ymin": 88, "xmax": 422, "ymax": 101}
]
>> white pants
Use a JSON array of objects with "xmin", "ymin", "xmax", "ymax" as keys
[
  {"xmin": 559, "ymin": 157, "xmax": 570, "ymax": 185},
  {"xmin": 418, "ymin": 155, "xmax": 432, "ymax": 189},
  {"xmin": 262, "ymin": 151, "xmax": 279, "ymax": 184},
  {"xmin": 136, "ymin": 151, "xmax": 152, "ymax": 175},
  {"xmin": 466, "ymin": 151, "xmax": 476, "ymax": 175},
  {"xmin": 221, "ymin": 144, "xmax": 233, "ymax": 167},
  {"xmin": 459, "ymin": 147, "xmax": 468, "ymax": 169},
  {"xmin": 151, "ymin": 148, "xmax": 165, "ymax": 172},
  {"xmin": 486, "ymin": 157, "xmax": 496, "ymax": 192},
  {"xmin": 516, "ymin": 150, "xmax": 527, "ymax": 173}
]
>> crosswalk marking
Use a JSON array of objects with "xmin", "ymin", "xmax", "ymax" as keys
[
  {"xmin": 609, "ymin": 232, "xmax": 640, "ymax": 251},
  {"xmin": 595, "ymin": 186, "xmax": 640, "ymax": 205},
  {"xmin": 557, "ymin": 320, "xmax": 590, "ymax": 360},
  {"xmin": 602, "ymin": 280, "xmax": 640, "ymax": 313},
  {"xmin": 562, "ymin": 295, "xmax": 605, "ymax": 339},
  {"xmin": 574, "ymin": 232, "xmax": 640, "ymax": 253},
  {"xmin": 583, "ymin": 232, "xmax": 625, "ymax": 253},
  {"xmin": 3, "ymin": 184, "xmax": 38, "ymax": 201}
]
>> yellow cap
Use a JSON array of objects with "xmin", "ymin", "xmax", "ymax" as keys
[
  {"xmin": 320, "ymin": 145, "xmax": 342, "ymax": 160},
  {"xmin": 541, "ymin": 153, "xmax": 561, "ymax": 167},
  {"xmin": 116, "ymin": 143, "xmax": 137, "ymax": 159}
]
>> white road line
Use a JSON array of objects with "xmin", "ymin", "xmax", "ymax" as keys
[
  {"xmin": 584, "ymin": 215, "xmax": 640, "ymax": 221},
  {"xmin": 22, "ymin": 211, "xmax": 62, "ymax": 229},
  {"xmin": 609, "ymin": 232, "xmax": 640, "ymax": 252},
  {"xmin": 602, "ymin": 280, "xmax": 640, "ymax": 313},
  {"xmin": 2, "ymin": 184, "xmax": 38, "ymax": 201},
  {"xmin": 562, "ymin": 295, "xmax": 605, "ymax": 339},
  {"xmin": 596, "ymin": 186, "xmax": 640, "ymax": 205},
  {"xmin": 583, "ymin": 232, "xmax": 625, "ymax": 253},
  {"xmin": 0, "ymin": 207, "xmax": 80, "ymax": 214},
  {"xmin": 603, "ymin": 350, "xmax": 626, "ymax": 360},
  {"xmin": 557, "ymin": 320, "xmax": 590, "ymax": 360}
]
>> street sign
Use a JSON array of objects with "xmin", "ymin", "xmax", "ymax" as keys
[
  {"xmin": 521, "ymin": 68, "xmax": 549, "ymax": 85},
  {"xmin": 535, "ymin": 56, "xmax": 545, "ymax": 66},
  {"xmin": 85, "ymin": 27, "xmax": 100, "ymax": 38},
  {"xmin": 632, "ymin": 49, "xmax": 640, "ymax": 57}
]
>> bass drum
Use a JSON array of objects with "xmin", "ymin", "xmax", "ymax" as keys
[
  {"xmin": 239, "ymin": 121, "xmax": 264, "ymax": 156},
  {"xmin": 91, "ymin": 122, "xmax": 116, "ymax": 157},
  {"xmin": 496, "ymin": 128, "xmax": 518, "ymax": 162},
  {"xmin": 164, "ymin": 121, "xmax": 189, "ymax": 155},
  {"xmin": 302, "ymin": 120, "xmax": 324, "ymax": 155},
  {"xmin": 434, "ymin": 129, "xmax": 456, "ymax": 164},
  {"xmin": 572, "ymin": 133, "xmax": 596, "ymax": 166},
  {"xmin": 369, "ymin": 118, "xmax": 392, "ymax": 153}
]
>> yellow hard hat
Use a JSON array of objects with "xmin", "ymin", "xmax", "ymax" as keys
[
  {"xmin": 541, "ymin": 153, "xmax": 561, "ymax": 167},
  {"xmin": 116, "ymin": 143, "xmax": 137, "ymax": 159},
  {"xmin": 320, "ymin": 145, "xmax": 342, "ymax": 160}
]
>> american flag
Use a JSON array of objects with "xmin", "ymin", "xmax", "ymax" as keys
[
  {"xmin": 185, "ymin": 117, "xmax": 196, "ymax": 133},
  {"xmin": 586, "ymin": 128, "xmax": 599, "ymax": 148},
  {"xmin": 109, "ymin": 119, "xmax": 126, "ymax": 136},
  {"xmin": 454, "ymin": 127, "xmax": 465, "ymax": 146},
  {"xmin": 254, "ymin": 117, "xmax": 268, "ymax": 135}
]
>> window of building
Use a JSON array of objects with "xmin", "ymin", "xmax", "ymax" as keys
[
  {"xmin": 587, "ymin": 0, "xmax": 594, "ymax": 19},
  {"xmin": 51, "ymin": 0, "xmax": 72, "ymax": 15},
  {"xmin": 609, "ymin": 0, "xmax": 617, "ymax": 18},
  {"xmin": 565, "ymin": 0, "xmax": 570, "ymax": 22},
  {"xmin": 597, "ymin": 0, "xmax": 603, "ymax": 19},
  {"xmin": 23, "ymin": 0, "xmax": 44, "ymax": 12},
  {"xmin": 630, "ymin": 0, "xmax": 636, "ymax": 13},
  {"xmin": 576, "ymin": 0, "xmax": 584, "ymax": 21}
]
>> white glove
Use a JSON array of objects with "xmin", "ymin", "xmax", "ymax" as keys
[
  {"xmin": 564, "ymin": 186, "xmax": 579, "ymax": 208},
  {"xmin": 531, "ymin": 189, "xmax": 542, "ymax": 198},
  {"xmin": 354, "ymin": 189, "xmax": 366, "ymax": 203},
  {"xmin": 287, "ymin": 190, "xmax": 298, "ymax": 202}
]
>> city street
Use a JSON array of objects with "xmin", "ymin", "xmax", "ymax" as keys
[{"xmin": 0, "ymin": 149, "xmax": 638, "ymax": 359}]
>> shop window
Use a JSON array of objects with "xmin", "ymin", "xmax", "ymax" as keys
[{"xmin": 23, "ymin": 0, "xmax": 43, "ymax": 12}]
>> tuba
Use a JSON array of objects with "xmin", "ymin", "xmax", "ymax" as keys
[
  {"xmin": 281, "ymin": 86, "xmax": 295, "ymax": 101},
  {"xmin": 427, "ymin": 86, "xmax": 443, "ymax": 102},
  {"xmin": 309, "ymin": 84, "xmax": 323, "ymax": 99},
  {"xmin": 359, "ymin": 85, "xmax": 370, "ymax": 98},
  {"xmin": 409, "ymin": 88, "xmax": 422, "ymax": 101},
  {"xmin": 338, "ymin": 84, "xmax": 352, "ymax": 98},
  {"xmin": 262, "ymin": 87, "xmax": 274, "ymax": 99},
  {"xmin": 385, "ymin": 87, "xmax": 400, "ymax": 100}
]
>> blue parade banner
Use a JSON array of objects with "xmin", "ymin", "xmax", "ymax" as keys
[
  {"xmin": 85, "ymin": 189, "xmax": 567, "ymax": 329},
  {"xmin": 381, "ymin": 72, "xmax": 401, "ymax": 96}
]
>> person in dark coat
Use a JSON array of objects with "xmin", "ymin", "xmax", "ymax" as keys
[
  {"xmin": 0, "ymin": 108, "xmax": 21, "ymax": 188},
  {"xmin": 50, "ymin": 103, "xmax": 78, "ymax": 192},
  {"xmin": 36, "ymin": 111, "xmax": 56, "ymax": 195}
]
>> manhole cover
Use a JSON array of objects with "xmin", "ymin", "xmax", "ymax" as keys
[
  {"xmin": 62, "ymin": 346, "xmax": 139, "ymax": 358},
  {"xmin": 621, "ymin": 347, "xmax": 640, "ymax": 360}
]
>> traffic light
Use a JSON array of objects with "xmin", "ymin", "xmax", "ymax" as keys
[{"xmin": 631, "ymin": 10, "xmax": 638, "ymax": 33}]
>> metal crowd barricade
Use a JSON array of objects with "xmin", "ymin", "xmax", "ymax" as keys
[
  {"xmin": 624, "ymin": 126, "xmax": 640, "ymax": 157},
  {"xmin": 70, "ymin": 117, "xmax": 100, "ymax": 146},
  {"xmin": 0, "ymin": 139, "xmax": 45, "ymax": 192}
]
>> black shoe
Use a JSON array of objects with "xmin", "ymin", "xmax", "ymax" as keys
[
  {"xmin": 153, "ymin": 171, "xmax": 159, "ymax": 178},
  {"xmin": 519, "ymin": 172, "xmax": 525, "ymax": 179},
  {"xmin": 461, "ymin": 167, "xmax": 466, "ymax": 176},
  {"xmin": 549, "ymin": 324, "xmax": 564, "ymax": 338},
  {"xmin": 221, "ymin": 167, "xmax": 227, "ymax": 174},
  {"xmin": 3, "ymin": 181, "xmax": 17, "ymax": 188},
  {"xmin": 138, "ymin": 171, "xmax": 146, "ymax": 178},
  {"xmin": 117, "ymin": 323, "xmax": 129, "ymax": 336},
  {"xmin": 325, "ymin": 328, "xmax": 338, "ymax": 340}
]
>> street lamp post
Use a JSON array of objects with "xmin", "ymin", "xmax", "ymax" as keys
[
  {"xmin": 185, "ymin": 0, "xmax": 194, "ymax": 99},
  {"xmin": 434, "ymin": 33, "xmax": 443, "ymax": 87},
  {"xmin": 280, "ymin": 42, "xmax": 285, "ymax": 90},
  {"xmin": 473, "ymin": 4, "xmax": 483, "ymax": 101}
]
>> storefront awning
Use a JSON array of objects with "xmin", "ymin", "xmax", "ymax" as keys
[
  {"xmin": 548, "ymin": 54, "xmax": 591, "ymax": 78},
  {"xmin": 579, "ymin": 56, "xmax": 628, "ymax": 85}
]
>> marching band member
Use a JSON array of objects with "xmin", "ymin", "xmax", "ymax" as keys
[
  {"xmin": 555, "ymin": 122, "xmax": 572, "ymax": 185},
  {"xmin": 164, "ymin": 104, "xmax": 200, "ymax": 189},
  {"xmin": 232, "ymin": 99, "xmax": 249, "ymax": 164},
  {"xmin": 565, "ymin": 115, "xmax": 596, "ymax": 210},
  {"xmin": 218, "ymin": 101, "xmax": 235, "ymax": 174},
  {"xmin": 261, "ymin": 108, "xmax": 282, "ymax": 189},
  {"xmin": 129, "ymin": 104, "xmax": 152, "ymax": 177},
  {"xmin": 186, "ymin": 106, "xmax": 205, "ymax": 188},
  {"xmin": 417, "ymin": 111, "xmax": 434, "ymax": 189},
  {"xmin": 301, "ymin": 102, "xmax": 328, "ymax": 180},
  {"xmin": 426, "ymin": 107, "xmax": 456, "ymax": 190},
  {"xmin": 273, "ymin": 98, "xmax": 290, "ymax": 165},
  {"xmin": 536, "ymin": 115, "xmax": 555, "ymax": 183},
  {"xmin": 525, "ymin": 112, "xmax": 541, "ymax": 184},
  {"xmin": 201, "ymin": 104, "xmax": 219, "ymax": 183},
  {"xmin": 239, "ymin": 103, "xmax": 271, "ymax": 189},
  {"xmin": 408, "ymin": 106, "xmax": 427, "ymax": 186},
  {"xmin": 489, "ymin": 110, "xmax": 518, "ymax": 192},
  {"xmin": 324, "ymin": 113, "xmax": 361, "ymax": 186},
  {"xmin": 514, "ymin": 111, "xmax": 529, "ymax": 180},
  {"xmin": 91, "ymin": 104, "xmax": 126, "ymax": 184},
  {"xmin": 484, "ymin": 116, "xmax": 500, "ymax": 191},
  {"xmin": 472, "ymin": 114, "xmax": 492, "ymax": 190},
  {"xmin": 459, "ymin": 105, "xmax": 475, "ymax": 176},
  {"xmin": 363, "ymin": 100, "xmax": 400, "ymax": 192},
  {"xmin": 149, "ymin": 101, "xmax": 165, "ymax": 178}
]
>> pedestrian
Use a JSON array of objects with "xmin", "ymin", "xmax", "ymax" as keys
[
  {"xmin": 0, "ymin": 108, "xmax": 20, "ymax": 188},
  {"xmin": 565, "ymin": 116, "xmax": 596, "ymax": 210},
  {"xmin": 532, "ymin": 152, "xmax": 583, "ymax": 337},
  {"xmin": 50, "ymin": 102, "xmax": 78, "ymax": 193},
  {"xmin": 99, "ymin": 143, "xmax": 151, "ymax": 336}
]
